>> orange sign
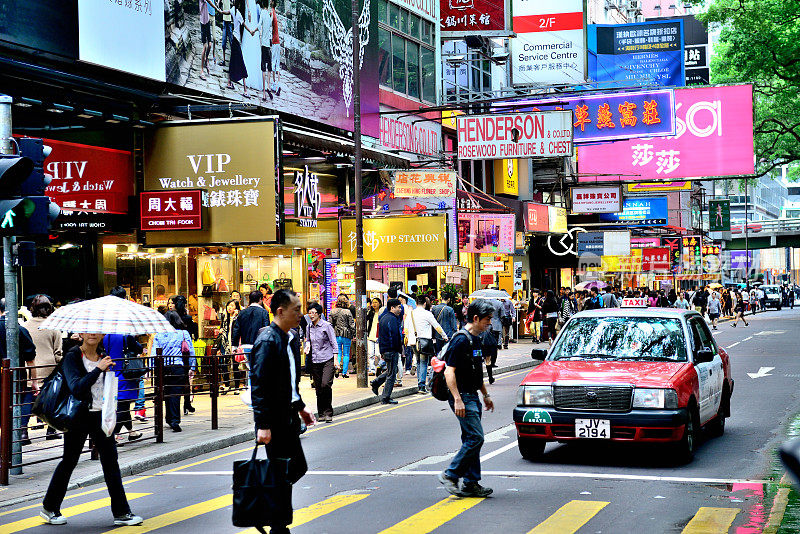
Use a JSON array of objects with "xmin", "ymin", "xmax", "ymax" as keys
[{"xmin": 393, "ymin": 170, "xmax": 457, "ymax": 198}]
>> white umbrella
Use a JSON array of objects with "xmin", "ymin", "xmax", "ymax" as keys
[
  {"xmin": 469, "ymin": 289, "xmax": 511, "ymax": 300},
  {"xmin": 38, "ymin": 295, "xmax": 176, "ymax": 335},
  {"xmin": 366, "ymin": 280, "xmax": 389, "ymax": 292}
]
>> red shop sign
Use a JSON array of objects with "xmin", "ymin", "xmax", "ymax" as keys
[
  {"xmin": 140, "ymin": 190, "xmax": 203, "ymax": 231},
  {"xmin": 440, "ymin": 0, "xmax": 506, "ymax": 32},
  {"xmin": 642, "ymin": 247, "xmax": 671, "ymax": 272}
]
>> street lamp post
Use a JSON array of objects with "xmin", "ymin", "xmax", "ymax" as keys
[{"xmin": 352, "ymin": 0, "xmax": 367, "ymax": 388}]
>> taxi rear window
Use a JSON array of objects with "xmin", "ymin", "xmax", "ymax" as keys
[{"xmin": 552, "ymin": 317, "xmax": 688, "ymax": 362}]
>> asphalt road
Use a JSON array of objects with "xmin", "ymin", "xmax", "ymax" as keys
[{"xmin": 4, "ymin": 307, "xmax": 800, "ymax": 533}]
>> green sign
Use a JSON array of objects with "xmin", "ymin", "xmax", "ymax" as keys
[
  {"xmin": 522, "ymin": 409, "xmax": 552, "ymax": 424},
  {"xmin": 708, "ymin": 199, "xmax": 731, "ymax": 232}
]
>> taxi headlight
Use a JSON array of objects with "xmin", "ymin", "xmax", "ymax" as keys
[
  {"xmin": 632, "ymin": 388, "xmax": 678, "ymax": 409},
  {"xmin": 517, "ymin": 385, "xmax": 553, "ymax": 406}
]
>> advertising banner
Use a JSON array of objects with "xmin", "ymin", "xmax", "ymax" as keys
[
  {"xmin": 604, "ymin": 230, "xmax": 631, "ymax": 256},
  {"xmin": 341, "ymin": 215, "xmax": 448, "ymax": 262},
  {"xmin": 642, "ymin": 247, "xmax": 671, "ymax": 271},
  {"xmin": 143, "ymin": 119, "xmax": 280, "ymax": 245},
  {"xmin": 731, "ymin": 250, "xmax": 754, "ymax": 270},
  {"xmin": 601, "ymin": 248, "xmax": 642, "ymax": 272},
  {"xmin": 140, "ymin": 190, "xmax": 202, "ymax": 230},
  {"xmin": 648, "ymin": 15, "xmax": 709, "ymax": 85},
  {"xmin": 628, "ymin": 181, "xmax": 691, "ymax": 192},
  {"xmin": 681, "ymin": 235, "xmax": 702, "ymax": 274},
  {"xmin": 578, "ymin": 85, "xmax": 755, "ymax": 181},
  {"xmin": 496, "ymin": 89, "xmax": 675, "ymax": 143},
  {"xmin": 598, "ymin": 197, "xmax": 667, "ymax": 226},
  {"xmin": 577, "ymin": 231, "xmax": 604, "ymax": 256},
  {"xmin": 79, "ymin": 0, "xmax": 165, "ymax": 81},
  {"xmin": 588, "ymin": 20, "xmax": 684, "ymax": 86},
  {"xmin": 392, "ymin": 170, "xmax": 456, "ymax": 198},
  {"xmin": 524, "ymin": 202, "xmax": 549, "ymax": 232},
  {"xmin": 458, "ymin": 213, "xmax": 515, "ymax": 254},
  {"xmin": 631, "ymin": 237, "xmax": 661, "ymax": 249},
  {"xmin": 0, "ymin": 0, "xmax": 78, "ymax": 59},
  {"xmin": 571, "ymin": 185, "xmax": 622, "ymax": 214},
  {"xmin": 494, "ymin": 159, "xmax": 519, "ymax": 196},
  {"xmin": 457, "ymin": 111, "xmax": 573, "ymax": 160},
  {"xmin": 661, "ymin": 236, "xmax": 682, "ymax": 273},
  {"xmin": 165, "ymin": 0, "xmax": 379, "ymax": 136},
  {"xmin": 708, "ymin": 199, "xmax": 731, "ymax": 232},
  {"xmin": 510, "ymin": 0, "xmax": 585, "ymax": 85},
  {"xmin": 441, "ymin": 0, "xmax": 506, "ymax": 32},
  {"xmin": 380, "ymin": 106, "xmax": 442, "ymax": 158},
  {"xmin": 32, "ymin": 138, "xmax": 134, "ymax": 215}
]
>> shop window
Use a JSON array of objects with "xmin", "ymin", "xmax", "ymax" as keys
[
  {"xmin": 407, "ymin": 41, "xmax": 420, "ymax": 100},
  {"xmin": 380, "ymin": 2, "xmax": 435, "ymax": 104},
  {"xmin": 392, "ymin": 34, "xmax": 406, "ymax": 93},
  {"xmin": 379, "ymin": 27, "xmax": 392, "ymax": 87},
  {"xmin": 196, "ymin": 253, "xmax": 236, "ymax": 340}
]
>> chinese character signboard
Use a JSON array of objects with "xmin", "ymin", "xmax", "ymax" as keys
[
  {"xmin": 31, "ymin": 138, "xmax": 134, "ymax": 215},
  {"xmin": 458, "ymin": 213, "xmax": 515, "ymax": 253},
  {"xmin": 293, "ymin": 166, "xmax": 322, "ymax": 228},
  {"xmin": 441, "ymin": 0, "xmax": 506, "ymax": 32},
  {"xmin": 457, "ymin": 111, "xmax": 573, "ymax": 159},
  {"xmin": 631, "ymin": 237, "xmax": 661, "ymax": 249},
  {"xmin": 681, "ymin": 235, "xmax": 703, "ymax": 273},
  {"xmin": 577, "ymin": 231, "xmax": 604, "ymax": 256},
  {"xmin": 598, "ymin": 197, "xmax": 667, "ymax": 226},
  {"xmin": 578, "ymin": 85, "xmax": 755, "ymax": 181},
  {"xmin": 702, "ymin": 244, "xmax": 721, "ymax": 273},
  {"xmin": 708, "ymin": 199, "xmax": 731, "ymax": 232},
  {"xmin": 525, "ymin": 202, "xmax": 550, "ymax": 232},
  {"xmin": 340, "ymin": 215, "xmax": 448, "ymax": 263},
  {"xmin": 510, "ymin": 0, "xmax": 586, "ymax": 85},
  {"xmin": 497, "ymin": 89, "xmax": 675, "ymax": 143},
  {"xmin": 493, "ymin": 159, "xmax": 519, "ymax": 195},
  {"xmin": 588, "ymin": 20, "xmax": 685, "ymax": 87},
  {"xmin": 648, "ymin": 15, "xmax": 709, "ymax": 85},
  {"xmin": 661, "ymin": 236, "xmax": 682, "ymax": 273},
  {"xmin": 642, "ymin": 247, "xmax": 671, "ymax": 271},
  {"xmin": 140, "ymin": 190, "xmax": 202, "ymax": 230},
  {"xmin": 571, "ymin": 185, "xmax": 622, "ymax": 213},
  {"xmin": 393, "ymin": 170, "xmax": 457, "ymax": 198},
  {"xmin": 143, "ymin": 119, "xmax": 281, "ymax": 245}
]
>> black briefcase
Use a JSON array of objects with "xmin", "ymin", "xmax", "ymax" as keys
[{"xmin": 232, "ymin": 444, "xmax": 293, "ymax": 532}]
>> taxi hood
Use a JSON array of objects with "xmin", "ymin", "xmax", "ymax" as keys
[{"xmin": 522, "ymin": 360, "xmax": 690, "ymax": 387}]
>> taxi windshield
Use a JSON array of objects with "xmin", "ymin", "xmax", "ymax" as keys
[{"xmin": 551, "ymin": 316, "xmax": 688, "ymax": 362}]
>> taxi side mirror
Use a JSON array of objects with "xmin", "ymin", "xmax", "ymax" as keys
[
  {"xmin": 695, "ymin": 348, "xmax": 715, "ymax": 364},
  {"xmin": 531, "ymin": 348, "xmax": 548, "ymax": 360}
]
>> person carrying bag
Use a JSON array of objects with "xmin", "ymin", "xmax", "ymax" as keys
[
  {"xmin": 405, "ymin": 295, "xmax": 448, "ymax": 394},
  {"xmin": 232, "ymin": 444, "xmax": 293, "ymax": 532}
]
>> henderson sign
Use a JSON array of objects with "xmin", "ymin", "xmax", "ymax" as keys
[{"xmin": 457, "ymin": 111, "xmax": 574, "ymax": 160}]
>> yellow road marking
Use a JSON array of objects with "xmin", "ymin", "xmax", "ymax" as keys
[
  {"xmin": 527, "ymin": 500, "xmax": 609, "ymax": 534},
  {"xmin": 240, "ymin": 493, "xmax": 369, "ymax": 533},
  {"xmin": 103, "ymin": 494, "xmax": 231, "ymax": 534},
  {"xmin": 378, "ymin": 496, "xmax": 484, "ymax": 534},
  {"xmin": 681, "ymin": 507, "xmax": 740, "ymax": 533},
  {"xmin": 0, "ymin": 493, "xmax": 150, "ymax": 533}
]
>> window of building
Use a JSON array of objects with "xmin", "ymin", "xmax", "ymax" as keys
[
  {"xmin": 379, "ymin": 0, "xmax": 436, "ymax": 103},
  {"xmin": 443, "ymin": 40, "xmax": 494, "ymax": 104}
]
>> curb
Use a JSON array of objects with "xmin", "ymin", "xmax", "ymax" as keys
[{"xmin": 1, "ymin": 358, "xmax": 537, "ymax": 510}]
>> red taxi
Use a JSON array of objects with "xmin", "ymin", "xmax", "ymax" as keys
[{"xmin": 513, "ymin": 298, "xmax": 733, "ymax": 463}]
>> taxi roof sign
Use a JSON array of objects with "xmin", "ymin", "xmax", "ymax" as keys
[{"xmin": 621, "ymin": 297, "xmax": 648, "ymax": 308}]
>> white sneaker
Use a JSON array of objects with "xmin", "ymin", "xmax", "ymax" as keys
[
  {"xmin": 40, "ymin": 508, "xmax": 67, "ymax": 525},
  {"xmin": 114, "ymin": 513, "xmax": 144, "ymax": 526}
]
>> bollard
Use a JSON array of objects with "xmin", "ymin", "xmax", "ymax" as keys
[
  {"xmin": 0, "ymin": 360, "xmax": 11, "ymax": 485},
  {"xmin": 210, "ymin": 345, "xmax": 219, "ymax": 431},
  {"xmin": 154, "ymin": 349, "xmax": 164, "ymax": 444}
]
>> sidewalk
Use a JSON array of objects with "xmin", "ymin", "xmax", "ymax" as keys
[{"xmin": 0, "ymin": 341, "xmax": 539, "ymax": 508}]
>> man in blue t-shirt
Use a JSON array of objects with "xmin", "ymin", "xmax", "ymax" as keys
[{"xmin": 438, "ymin": 299, "xmax": 495, "ymax": 498}]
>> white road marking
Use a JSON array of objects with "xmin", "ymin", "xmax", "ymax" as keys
[
  {"xmin": 747, "ymin": 366, "xmax": 775, "ymax": 379},
  {"xmin": 743, "ymin": 336, "xmax": 753, "ymax": 341},
  {"xmin": 727, "ymin": 342, "xmax": 740, "ymax": 349},
  {"xmin": 156, "ymin": 470, "xmax": 775, "ymax": 485},
  {"xmin": 480, "ymin": 441, "xmax": 519, "ymax": 462}
]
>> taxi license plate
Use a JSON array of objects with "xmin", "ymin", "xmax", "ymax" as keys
[{"xmin": 575, "ymin": 419, "xmax": 610, "ymax": 439}]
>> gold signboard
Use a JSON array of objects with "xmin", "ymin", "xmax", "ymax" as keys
[
  {"xmin": 601, "ymin": 249, "xmax": 643, "ymax": 272},
  {"xmin": 143, "ymin": 119, "xmax": 280, "ymax": 245},
  {"xmin": 493, "ymin": 159, "xmax": 519, "ymax": 196},
  {"xmin": 340, "ymin": 216, "xmax": 448, "ymax": 263}
]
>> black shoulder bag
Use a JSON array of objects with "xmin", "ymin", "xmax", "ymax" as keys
[
  {"xmin": 232, "ymin": 443, "xmax": 293, "ymax": 532},
  {"xmin": 122, "ymin": 337, "xmax": 148, "ymax": 380},
  {"xmin": 31, "ymin": 363, "xmax": 87, "ymax": 432}
]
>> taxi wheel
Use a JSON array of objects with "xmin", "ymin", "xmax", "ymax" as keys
[
  {"xmin": 518, "ymin": 438, "xmax": 546, "ymax": 460},
  {"xmin": 673, "ymin": 407, "xmax": 699, "ymax": 464},
  {"xmin": 708, "ymin": 391, "xmax": 729, "ymax": 438}
]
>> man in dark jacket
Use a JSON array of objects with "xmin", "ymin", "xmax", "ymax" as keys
[
  {"xmin": 232, "ymin": 291, "xmax": 271, "ymax": 352},
  {"xmin": 250, "ymin": 289, "xmax": 315, "ymax": 534},
  {"xmin": 431, "ymin": 295, "xmax": 458, "ymax": 354},
  {"xmin": 371, "ymin": 298, "xmax": 403, "ymax": 405}
]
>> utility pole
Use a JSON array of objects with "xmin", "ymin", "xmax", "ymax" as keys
[
  {"xmin": 352, "ymin": 0, "xmax": 367, "ymax": 388},
  {"xmin": 0, "ymin": 95, "xmax": 22, "ymax": 474}
]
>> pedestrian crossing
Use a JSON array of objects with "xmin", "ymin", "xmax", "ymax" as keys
[{"xmin": 0, "ymin": 490, "xmax": 744, "ymax": 533}]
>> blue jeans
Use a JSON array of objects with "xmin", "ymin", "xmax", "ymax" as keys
[
  {"xmin": 336, "ymin": 336, "xmax": 352, "ymax": 375},
  {"xmin": 404, "ymin": 345, "xmax": 414, "ymax": 371},
  {"xmin": 416, "ymin": 349, "xmax": 429, "ymax": 390},
  {"xmin": 445, "ymin": 393, "xmax": 484, "ymax": 484},
  {"xmin": 374, "ymin": 352, "xmax": 399, "ymax": 401},
  {"xmin": 221, "ymin": 20, "xmax": 233, "ymax": 52},
  {"xmin": 19, "ymin": 389, "xmax": 34, "ymax": 431},
  {"xmin": 134, "ymin": 378, "xmax": 145, "ymax": 411}
]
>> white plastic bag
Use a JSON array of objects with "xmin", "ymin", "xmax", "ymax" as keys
[{"xmin": 101, "ymin": 371, "xmax": 118, "ymax": 437}]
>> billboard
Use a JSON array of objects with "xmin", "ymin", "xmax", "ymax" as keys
[
  {"xmin": 79, "ymin": 0, "xmax": 166, "ymax": 81},
  {"xmin": 648, "ymin": 15, "xmax": 709, "ymax": 85},
  {"xmin": 341, "ymin": 215, "xmax": 448, "ymax": 263},
  {"xmin": 571, "ymin": 185, "xmax": 622, "ymax": 214},
  {"xmin": 578, "ymin": 85, "xmax": 755, "ymax": 181},
  {"xmin": 392, "ymin": 170, "xmax": 456, "ymax": 198},
  {"xmin": 708, "ymin": 199, "xmax": 731, "ymax": 232},
  {"xmin": 495, "ymin": 89, "xmax": 676, "ymax": 143},
  {"xmin": 143, "ymin": 119, "xmax": 281, "ymax": 245},
  {"xmin": 642, "ymin": 247, "xmax": 670, "ymax": 271},
  {"xmin": 441, "ymin": 0, "xmax": 506, "ymax": 32},
  {"xmin": 598, "ymin": 197, "xmax": 667, "ymax": 227},
  {"xmin": 510, "ymin": 0, "xmax": 585, "ymax": 85},
  {"xmin": 0, "ymin": 1, "xmax": 78, "ymax": 59},
  {"xmin": 457, "ymin": 111, "xmax": 573, "ymax": 159},
  {"xmin": 458, "ymin": 213, "xmax": 515, "ymax": 253},
  {"xmin": 165, "ymin": 0, "xmax": 379, "ymax": 136},
  {"xmin": 588, "ymin": 20, "xmax": 684, "ymax": 87}
]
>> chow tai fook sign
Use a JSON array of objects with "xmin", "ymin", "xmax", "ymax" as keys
[
  {"xmin": 340, "ymin": 215, "xmax": 448, "ymax": 263},
  {"xmin": 571, "ymin": 186, "xmax": 622, "ymax": 214},
  {"xmin": 140, "ymin": 190, "xmax": 202, "ymax": 230},
  {"xmin": 393, "ymin": 170, "xmax": 457, "ymax": 198},
  {"xmin": 458, "ymin": 212, "xmax": 515, "ymax": 254},
  {"xmin": 143, "ymin": 119, "xmax": 281, "ymax": 245},
  {"xmin": 457, "ymin": 111, "xmax": 573, "ymax": 160},
  {"xmin": 495, "ymin": 89, "xmax": 676, "ymax": 144}
]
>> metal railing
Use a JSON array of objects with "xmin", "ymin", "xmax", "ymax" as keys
[{"xmin": 0, "ymin": 346, "xmax": 252, "ymax": 485}]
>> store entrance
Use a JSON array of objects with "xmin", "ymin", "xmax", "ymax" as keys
[{"xmin": 407, "ymin": 266, "xmax": 437, "ymax": 298}]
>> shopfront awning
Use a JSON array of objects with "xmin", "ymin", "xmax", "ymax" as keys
[{"xmin": 282, "ymin": 124, "xmax": 411, "ymax": 168}]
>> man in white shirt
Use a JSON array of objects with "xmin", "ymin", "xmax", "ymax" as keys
[{"xmin": 405, "ymin": 295, "xmax": 448, "ymax": 394}]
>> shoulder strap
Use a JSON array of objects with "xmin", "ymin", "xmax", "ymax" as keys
[
  {"xmin": 409, "ymin": 308, "xmax": 418, "ymax": 336},
  {"xmin": 436, "ymin": 305, "xmax": 445, "ymax": 323}
]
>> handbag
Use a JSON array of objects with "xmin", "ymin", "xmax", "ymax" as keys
[
  {"xmin": 409, "ymin": 309, "xmax": 434, "ymax": 355},
  {"xmin": 121, "ymin": 337, "xmax": 148, "ymax": 380},
  {"xmin": 100, "ymin": 371, "xmax": 118, "ymax": 437},
  {"xmin": 232, "ymin": 444, "xmax": 293, "ymax": 531},
  {"xmin": 31, "ymin": 365, "xmax": 88, "ymax": 432}
]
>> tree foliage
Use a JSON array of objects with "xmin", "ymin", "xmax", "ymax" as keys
[{"xmin": 698, "ymin": 0, "xmax": 800, "ymax": 179}]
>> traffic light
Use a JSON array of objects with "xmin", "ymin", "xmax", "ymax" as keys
[{"xmin": 0, "ymin": 137, "xmax": 59, "ymax": 235}]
